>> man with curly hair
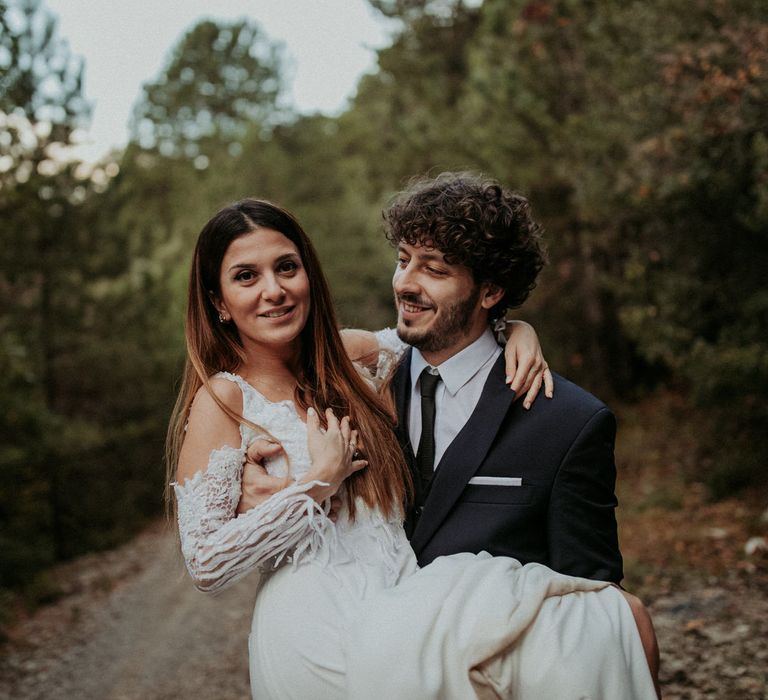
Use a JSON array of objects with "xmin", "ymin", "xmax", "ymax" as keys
[
  {"xmin": 379, "ymin": 171, "xmax": 659, "ymax": 692},
  {"xmin": 380, "ymin": 172, "xmax": 623, "ymax": 583}
]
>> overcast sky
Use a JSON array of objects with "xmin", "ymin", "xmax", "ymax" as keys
[{"xmin": 44, "ymin": 0, "xmax": 395, "ymax": 162}]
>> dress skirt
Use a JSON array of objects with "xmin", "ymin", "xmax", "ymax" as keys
[{"xmin": 249, "ymin": 549, "xmax": 656, "ymax": 700}]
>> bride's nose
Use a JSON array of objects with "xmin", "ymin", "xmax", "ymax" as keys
[{"xmin": 262, "ymin": 273, "xmax": 286, "ymax": 302}]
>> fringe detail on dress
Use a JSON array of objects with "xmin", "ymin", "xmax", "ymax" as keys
[{"xmin": 175, "ymin": 452, "xmax": 343, "ymax": 593}]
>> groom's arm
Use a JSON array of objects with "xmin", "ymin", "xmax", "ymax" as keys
[
  {"xmin": 238, "ymin": 441, "xmax": 342, "ymax": 520},
  {"xmin": 237, "ymin": 441, "xmax": 286, "ymax": 513},
  {"xmin": 546, "ymin": 407, "xmax": 623, "ymax": 583}
]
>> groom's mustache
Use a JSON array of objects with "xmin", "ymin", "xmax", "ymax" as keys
[{"xmin": 396, "ymin": 292, "xmax": 435, "ymax": 309}]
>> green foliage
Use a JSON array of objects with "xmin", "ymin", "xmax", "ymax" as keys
[
  {"xmin": 0, "ymin": 1, "xmax": 177, "ymax": 598},
  {"xmin": 1, "ymin": 0, "xmax": 92, "ymax": 588},
  {"xmin": 130, "ymin": 18, "xmax": 286, "ymax": 158},
  {"xmin": 0, "ymin": 0, "xmax": 89, "ymax": 139}
]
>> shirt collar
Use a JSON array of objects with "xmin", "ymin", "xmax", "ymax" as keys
[{"xmin": 410, "ymin": 328, "xmax": 501, "ymax": 396}]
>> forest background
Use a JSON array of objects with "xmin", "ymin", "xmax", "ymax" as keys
[{"xmin": 1, "ymin": 0, "xmax": 767, "ymax": 621}]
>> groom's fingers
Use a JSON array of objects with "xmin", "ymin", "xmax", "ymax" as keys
[
  {"xmin": 246, "ymin": 437, "xmax": 283, "ymax": 465},
  {"xmin": 328, "ymin": 495, "xmax": 342, "ymax": 522},
  {"xmin": 238, "ymin": 462, "xmax": 285, "ymax": 513}
]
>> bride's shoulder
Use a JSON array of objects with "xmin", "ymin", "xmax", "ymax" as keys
[
  {"xmin": 178, "ymin": 378, "xmax": 245, "ymax": 484},
  {"xmin": 191, "ymin": 375, "xmax": 244, "ymax": 417}
]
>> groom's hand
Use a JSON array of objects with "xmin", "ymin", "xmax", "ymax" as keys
[
  {"xmin": 237, "ymin": 437, "xmax": 344, "ymax": 521},
  {"xmin": 237, "ymin": 438, "xmax": 286, "ymax": 514}
]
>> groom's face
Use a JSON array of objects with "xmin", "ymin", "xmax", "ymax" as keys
[{"xmin": 392, "ymin": 241, "xmax": 487, "ymax": 360}]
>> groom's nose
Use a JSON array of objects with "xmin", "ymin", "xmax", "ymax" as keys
[{"xmin": 393, "ymin": 262, "xmax": 419, "ymax": 296}]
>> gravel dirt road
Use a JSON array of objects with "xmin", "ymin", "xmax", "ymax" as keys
[
  {"xmin": 0, "ymin": 521, "xmax": 255, "ymax": 700},
  {"xmin": 1, "ymin": 519, "xmax": 766, "ymax": 699}
]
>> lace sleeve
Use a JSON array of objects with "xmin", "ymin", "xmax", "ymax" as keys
[
  {"xmin": 371, "ymin": 327, "xmax": 408, "ymax": 385},
  {"xmin": 173, "ymin": 443, "xmax": 332, "ymax": 593},
  {"xmin": 373, "ymin": 327, "xmax": 407, "ymax": 357}
]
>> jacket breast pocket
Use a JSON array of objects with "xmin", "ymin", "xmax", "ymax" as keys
[{"xmin": 460, "ymin": 483, "xmax": 534, "ymax": 505}]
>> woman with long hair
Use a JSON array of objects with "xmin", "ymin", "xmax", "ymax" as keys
[{"xmin": 169, "ymin": 198, "xmax": 657, "ymax": 699}]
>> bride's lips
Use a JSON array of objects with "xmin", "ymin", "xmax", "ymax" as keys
[{"xmin": 259, "ymin": 305, "xmax": 296, "ymax": 321}]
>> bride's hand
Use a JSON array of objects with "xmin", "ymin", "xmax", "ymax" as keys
[
  {"xmin": 305, "ymin": 407, "xmax": 367, "ymax": 501},
  {"xmin": 503, "ymin": 320, "xmax": 554, "ymax": 409}
]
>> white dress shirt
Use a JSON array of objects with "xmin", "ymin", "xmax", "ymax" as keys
[{"xmin": 408, "ymin": 329, "xmax": 501, "ymax": 469}]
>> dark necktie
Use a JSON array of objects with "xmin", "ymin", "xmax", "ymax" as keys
[{"xmin": 416, "ymin": 368, "xmax": 441, "ymax": 494}]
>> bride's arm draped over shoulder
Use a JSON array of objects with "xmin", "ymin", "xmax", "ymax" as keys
[
  {"xmin": 502, "ymin": 320, "xmax": 554, "ymax": 408},
  {"xmin": 338, "ymin": 328, "xmax": 407, "ymax": 390},
  {"xmin": 339, "ymin": 328, "xmax": 405, "ymax": 373},
  {"xmin": 172, "ymin": 379, "xmax": 332, "ymax": 593},
  {"xmin": 342, "ymin": 325, "xmax": 553, "ymax": 406}
]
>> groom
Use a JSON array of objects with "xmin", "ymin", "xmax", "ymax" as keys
[{"xmin": 379, "ymin": 172, "xmax": 623, "ymax": 582}]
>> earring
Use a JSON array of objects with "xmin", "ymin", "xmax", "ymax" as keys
[{"xmin": 218, "ymin": 312, "xmax": 228, "ymax": 323}]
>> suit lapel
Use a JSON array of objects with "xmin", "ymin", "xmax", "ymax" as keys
[
  {"xmin": 392, "ymin": 347, "xmax": 414, "ymax": 461},
  {"xmin": 392, "ymin": 348, "xmax": 426, "ymax": 536},
  {"xmin": 409, "ymin": 352, "xmax": 515, "ymax": 554}
]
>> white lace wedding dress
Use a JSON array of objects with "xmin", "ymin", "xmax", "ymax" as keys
[{"xmin": 174, "ymin": 371, "xmax": 656, "ymax": 700}]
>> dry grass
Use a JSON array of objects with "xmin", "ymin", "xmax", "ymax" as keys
[{"xmin": 614, "ymin": 392, "xmax": 767, "ymax": 597}]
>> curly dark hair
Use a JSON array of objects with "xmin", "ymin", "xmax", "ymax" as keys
[{"xmin": 383, "ymin": 172, "xmax": 547, "ymax": 320}]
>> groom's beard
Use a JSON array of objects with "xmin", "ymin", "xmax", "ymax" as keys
[{"xmin": 395, "ymin": 285, "xmax": 481, "ymax": 354}]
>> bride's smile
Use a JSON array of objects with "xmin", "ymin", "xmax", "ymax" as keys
[{"xmin": 214, "ymin": 227, "xmax": 311, "ymax": 352}]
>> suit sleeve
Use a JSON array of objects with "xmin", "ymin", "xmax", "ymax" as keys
[{"xmin": 547, "ymin": 407, "xmax": 623, "ymax": 583}]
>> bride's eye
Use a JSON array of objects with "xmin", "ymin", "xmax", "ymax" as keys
[
  {"xmin": 235, "ymin": 270, "xmax": 256, "ymax": 282},
  {"xmin": 277, "ymin": 260, "xmax": 299, "ymax": 275}
]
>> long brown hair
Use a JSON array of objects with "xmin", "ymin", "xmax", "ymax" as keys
[{"xmin": 165, "ymin": 199, "xmax": 412, "ymax": 518}]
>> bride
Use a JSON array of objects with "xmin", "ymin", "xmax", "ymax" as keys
[{"xmin": 167, "ymin": 198, "xmax": 658, "ymax": 699}]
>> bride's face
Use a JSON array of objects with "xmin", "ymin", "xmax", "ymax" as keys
[{"xmin": 215, "ymin": 228, "xmax": 311, "ymax": 353}]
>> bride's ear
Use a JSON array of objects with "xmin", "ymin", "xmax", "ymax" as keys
[{"xmin": 209, "ymin": 291, "xmax": 231, "ymax": 323}]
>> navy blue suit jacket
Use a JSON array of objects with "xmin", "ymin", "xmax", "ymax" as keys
[{"xmin": 394, "ymin": 348, "xmax": 623, "ymax": 583}]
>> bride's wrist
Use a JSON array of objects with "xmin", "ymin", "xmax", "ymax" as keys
[
  {"xmin": 302, "ymin": 463, "xmax": 335, "ymax": 497},
  {"xmin": 307, "ymin": 460, "xmax": 331, "ymax": 483},
  {"xmin": 304, "ymin": 480, "xmax": 335, "ymax": 505}
]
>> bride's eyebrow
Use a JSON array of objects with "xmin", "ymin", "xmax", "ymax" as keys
[
  {"xmin": 274, "ymin": 253, "xmax": 300, "ymax": 264},
  {"xmin": 228, "ymin": 253, "xmax": 300, "ymax": 272}
]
